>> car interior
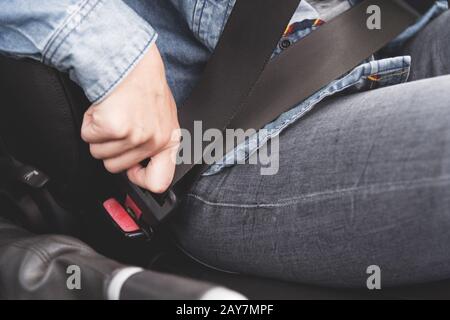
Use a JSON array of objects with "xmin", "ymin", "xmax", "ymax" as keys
[{"xmin": 1, "ymin": 55, "xmax": 450, "ymax": 300}]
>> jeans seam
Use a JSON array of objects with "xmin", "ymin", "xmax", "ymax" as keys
[{"xmin": 189, "ymin": 174, "xmax": 450, "ymax": 209}]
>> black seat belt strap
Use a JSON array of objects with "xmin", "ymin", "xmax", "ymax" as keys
[
  {"xmin": 174, "ymin": 0, "xmax": 303, "ymax": 182},
  {"xmin": 229, "ymin": 0, "xmax": 423, "ymax": 132}
]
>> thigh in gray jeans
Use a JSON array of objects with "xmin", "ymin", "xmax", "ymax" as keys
[{"xmin": 171, "ymin": 11, "xmax": 450, "ymax": 288}]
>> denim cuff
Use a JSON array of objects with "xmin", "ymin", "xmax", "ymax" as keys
[{"xmin": 43, "ymin": 0, "xmax": 157, "ymax": 103}]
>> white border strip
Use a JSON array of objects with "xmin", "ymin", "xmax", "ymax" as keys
[{"xmin": 200, "ymin": 287, "xmax": 248, "ymax": 300}]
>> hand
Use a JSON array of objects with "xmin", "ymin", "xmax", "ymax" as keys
[{"xmin": 81, "ymin": 44, "xmax": 180, "ymax": 194}]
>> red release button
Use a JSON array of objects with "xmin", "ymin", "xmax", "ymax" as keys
[{"xmin": 103, "ymin": 198, "xmax": 140, "ymax": 233}]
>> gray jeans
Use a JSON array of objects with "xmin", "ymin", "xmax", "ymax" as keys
[{"xmin": 171, "ymin": 11, "xmax": 450, "ymax": 288}]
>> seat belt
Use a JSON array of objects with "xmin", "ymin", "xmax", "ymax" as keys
[
  {"xmin": 116, "ymin": 0, "xmax": 438, "ymax": 238},
  {"xmin": 228, "ymin": 0, "xmax": 425, "ymax": 132}
]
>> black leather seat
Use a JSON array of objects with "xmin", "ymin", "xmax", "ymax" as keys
[{"xmin": 1, "ymin": 56, "xmax": 449, "ymax": 300}]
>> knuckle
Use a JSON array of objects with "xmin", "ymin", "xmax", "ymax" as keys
[
  {"xmin": 97, "ymin": 113, "xmax": 128, "ymax": 140},
  {"xmin": 104, "ymin": 160, "xmax": 121, "ymax": 174},
  {"xmin": 89, "ymin": 145, "xmax": 102, "ymax": 159},
  {"xmin": 153, "ymin": 130, "xmax": 171, "ymax": 149},
  {"xmin": 129, "ymin": 128, "xmax": 149, "ymax": 146},
  {"xmin": 109, "ymin": 123, "xmax": 129, "ymax": 140},
  {"xmin": 115, "ymin": 128, "xmax": 128, "ymax": 140},
  {"xmin": 80, "ymin": 129, "xmax": 89, "ymax": 143},
  {"xmin": 171, "ymin": 127, "xmax": 182, "ymax": 142}
]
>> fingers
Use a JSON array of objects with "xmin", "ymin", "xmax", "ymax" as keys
[
  {"xmin": 127, "ymin": 146, "xmax": 178, "ymax": 194},
  {"xmin": 103, "ymin": 145, "xmax": 151, "ymax": 174},
  {"xmin": 90, "ymin": 140, "xmax": 134, "ymax": 160},
  {"xmin": 100, "ymin": 136, "xmax": 179, "ymax": 175}
]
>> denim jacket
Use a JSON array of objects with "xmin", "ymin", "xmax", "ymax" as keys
[
  {"xmin": 0, "ymin": 0, "xmax": 158, "ymax": 103},
  {"xmin": 0, "ymin": 0, "xmax": 448, "ymax": 175}
]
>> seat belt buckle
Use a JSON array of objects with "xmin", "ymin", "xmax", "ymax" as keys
[
  {"xmin": 103, "ymin": 175, "xmax": 178, "ymax": 240},
  {"xmin": 103, "ymin": 198, "xmax": 153, "ymax": 240}
]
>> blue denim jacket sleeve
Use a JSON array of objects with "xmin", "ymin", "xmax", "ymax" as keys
[{"xmin": 0, "ymin": 0, "xmax": 158, "ymax": 103}]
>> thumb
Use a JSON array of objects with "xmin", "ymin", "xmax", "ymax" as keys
[{"xmin": 127, "ymin": 146, "xmax": 177, "ymax": 194}]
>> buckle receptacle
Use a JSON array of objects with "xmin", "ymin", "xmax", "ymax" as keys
[{"xmin": 103, "ymin": 175, "xmax": 178, "ymax": 240}]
